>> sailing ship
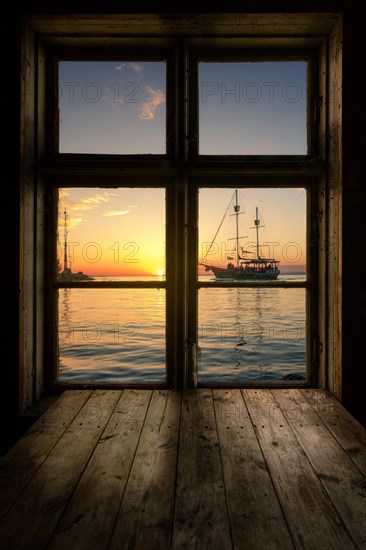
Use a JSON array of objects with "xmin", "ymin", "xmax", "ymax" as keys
[
  {"xmin": 58, "ymin": 207, "xmax": 94, "ymax": 281},
  {"xmin": 200, "ymin": 190, "xmax": 280, "ymax": 280}
]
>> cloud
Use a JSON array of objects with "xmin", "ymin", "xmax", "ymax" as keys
[
  {"xmin": 59, "ymin": 192, "xmax": 112, "ymax": 231},
  {"xmin": 70, "ymin": 192, "xmax": 111, "ymax": 212},
  {"xmin": 138, "ymin": 86, "xmax": 165, "ymax": 120},
  {"xmin": 102, "ymin": 210, "xmax": 130, "ymax": 217},
  {"xmin": 130, "ymin": 63, "xmax": 144, "ymax": 73},
  {"xmin": 59, "ymin": 189, "xmax": 70, "ymax": 199},
  {"xmin": 115, "ymin": 62, "xmax": 143, "ymax": 73},
  {"xmin": 67, "ymin": 216, "xmax": 83, "ymax": 229}
]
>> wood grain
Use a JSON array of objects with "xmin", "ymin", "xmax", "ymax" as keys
[
  {"xmin": 0, "ymin": 390, "xmax": 121, "ymax": 550},
  {"xmin": 0, "ymin": 389, "xmax": 364, "ymax": 549},
  {"xmin": 243, "ymin": 389, "xmax": 357, "ymax": 550},
  {"xmin": 0, "ymin": 390, "xmax": 92, "ymax": 518},
  {"xmin": 49, "ymin": 390, "xmax": 152, "ymax": 550},
  {"xmin": 273, "ymin": 389, "xmax": 366, "ymax": 548},
  {"xmin": 172, "ymin": 389, "xmax": 232, "ymax": 550},
  {"xmin": 109, "ymin": 390, "xmax": 181, "ymax": 550},
  {"xmin": 213, "ymin": 389, "xmax": 294, "ymax": 549}
]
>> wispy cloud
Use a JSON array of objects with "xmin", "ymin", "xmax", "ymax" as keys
[
  {"xmin": 66, "ymin": 217, "xmax": 83, "ymax": 229},
  {"xmin": 70, "ymin": 192, "xmax": 111, "ymax": 212},
  {"xmin": 59, "ymin": 189, "xmax": 70, "ymax": 199},
  {"xmin": 102, "ymin": 210, "xmax": 130, "ymax": 217},
  {"xmin": 138, "ymin": 86, "xmax": 165, "ymax": 120},
  {"xmin": 59, "ymin": 192, "xmax": 113, "ymax": 231},
  {"xmin": 115, "ymin": 62, "xmax": 144, "ymax": 73}
]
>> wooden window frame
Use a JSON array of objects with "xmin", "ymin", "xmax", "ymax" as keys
[{"xmin": 19, "ymin": 14, "xmax": 342, "ymax": 409}]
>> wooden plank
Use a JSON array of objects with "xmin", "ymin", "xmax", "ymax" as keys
[
  {"xmin": 0, "ymin": 390, "xmax": 92, "ymax": 518},
  {"xmin": 327, "ymin": 18, "xmax": 343, "ymax": 398},
  {"xmin": 0, "ymin": 390, "xmax": 121, "ymax": 550},
  {"xmin": 301, "ymin": 389, "xmax": 366, "ymax": 475},
  {"xmin": 19, "ymin": 21, "xmax": 36, "ymax": 411},
  {"xmin": 29, "ymin": 14, "xmax": 338, "ymax": 37},
  {"xmin": 243, "ymin": 389, "xmax": 357, "ymax": 550},
  {"xmin": 273, "ymin": 389, "xmax": 366, "ymax": 549},
  {"xmin": 48, "ymin": 390, "xmax": 152, "ymax": 549},
  {"xmin": 172, "ymin": 389, "xmax": 232, "ymax": 549},
  {"xmin": 212, "ymin": 390, "xmax": 294, "ymax": 549},
  {"xmin": 109, "ymin": 390, "xmax": 181, "ymax": 550}
]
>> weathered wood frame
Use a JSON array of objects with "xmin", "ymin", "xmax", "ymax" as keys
[{"xmin": 19, "ymin": 13, "xmax": 342, "ymax": 408}]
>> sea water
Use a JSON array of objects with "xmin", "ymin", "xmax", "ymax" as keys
[{"xmin": 58, "ymin": 274, "xmax": 306, "ymax": 384}]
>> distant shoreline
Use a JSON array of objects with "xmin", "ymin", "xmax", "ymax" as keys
[{"xmin": 84, "ymin": 272, "xmax": 306, "ymax": 279}]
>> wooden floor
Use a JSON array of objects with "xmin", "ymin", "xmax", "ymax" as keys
[{"xmin": 0, "ymin": 389, "xmax": 365, "ymax": 549}]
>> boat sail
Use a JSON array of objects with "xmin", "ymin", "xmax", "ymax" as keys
[{"xmin": 200, "ymin": 190, "xmax": 280, "ymax": 280}]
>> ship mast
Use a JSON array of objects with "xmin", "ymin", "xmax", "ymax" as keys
[
  {"xmin": 253, "ymin": 207, "xmax": 264, "ymax": 259},
  {"xmin": 234, "ymin": 190, "xmax": 240, "ymax": 267},
  {"xmin": 228, "ymin": 189, "xmax": 247, "ymax": 266},
  {"xmin": 63, "ymin": 207, "xmax": 68, "ymax": 272}
]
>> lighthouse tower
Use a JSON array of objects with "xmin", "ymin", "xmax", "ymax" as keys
[{"xmin": 63, "ymin": 207, "xmax": 71, "ymax": 273}]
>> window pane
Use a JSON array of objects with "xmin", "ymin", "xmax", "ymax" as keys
[
  {"xmin": 58, "ymin": 288, "xmax": 166, "ymax": 383},
  {"xmin": 199, "ymin": 188, "xmax": 306, "ymax": 281},
  {"xmin": 59, "ymin": 61, "xmax": 166, "ymax": 153},
  {"xmin": 57, "ymin": 188, "xmax": 166, "ymax": 280},
  {"xmin": 199, "ymin": 61, "xmax": 307, "ymax": 155},
  {"xmin": 198, "ymin": 287, "xmax": 306, "ymax": 383}
]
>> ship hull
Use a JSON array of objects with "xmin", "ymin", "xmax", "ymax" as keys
[{"xmin": 205, "ymin": 265, "xmax": 280, "ymax": 280}]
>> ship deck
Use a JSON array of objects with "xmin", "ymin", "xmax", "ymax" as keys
[{"xmin": 0, "ymin": 388, "xmax": 365, "ymax": 549}]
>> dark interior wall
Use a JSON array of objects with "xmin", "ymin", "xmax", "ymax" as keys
[
  {"xmin": 1, "ymin": 3, "xmax": 364, "ymax": 453},
  {"xmin": 1, "ymin": 15, "xmax": 21, "ymax": 453},
  {"xmin": 342, "ymin": 13, "xmax": 366, "ymax": 426}
]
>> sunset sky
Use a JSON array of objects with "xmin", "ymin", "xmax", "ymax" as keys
[
  {"xmin": 57, "ymin": 186, "xmax": 306, "ymax": 277},
  {"xmin": 58, "ymin": 61, "xmax": 307, "ymax": 277},
  {"xmin": 57, "ymin": 187, "xmax": 166, "ymax": 277}
]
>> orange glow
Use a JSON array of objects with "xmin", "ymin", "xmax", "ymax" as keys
[
  {"xmin": 57, "ymin": 242, "xmax": 165, "ymax": 277},
  {"xmin": 58, "ymin": 188, "xmax": 166, "ymax": 278},
  {"xmin": 57, "ymin": 187, "xmax": 306, "ymax": 278}
]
